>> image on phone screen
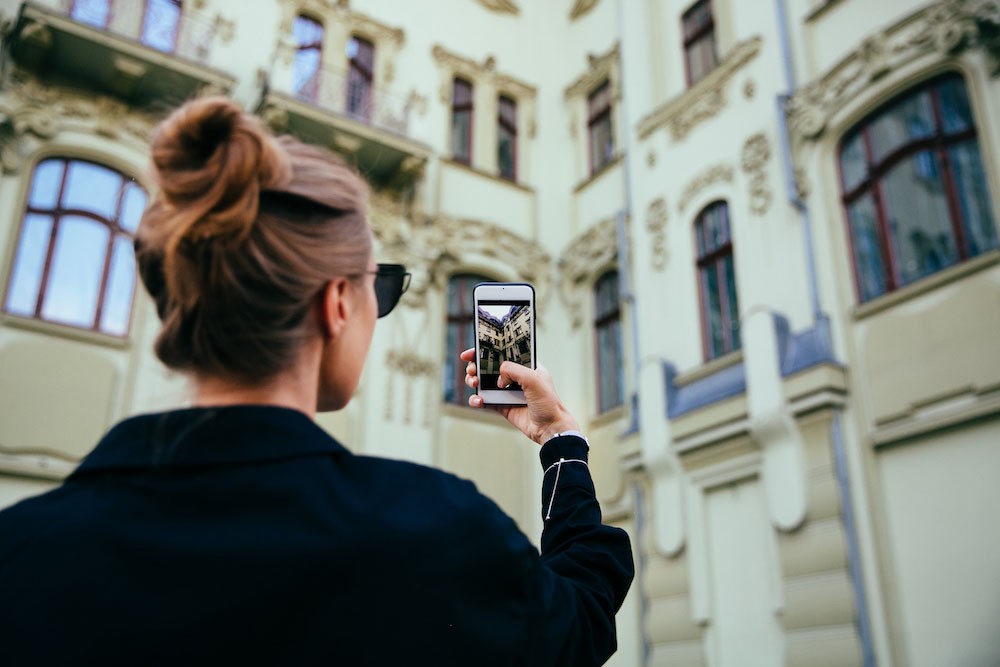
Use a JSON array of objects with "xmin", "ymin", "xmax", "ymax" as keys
[{"xmin": 476, "ymin": 300, "xmax": 532, "ymax": 391}]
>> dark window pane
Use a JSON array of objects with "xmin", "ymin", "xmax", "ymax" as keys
[
  {"xmin": 4, "ymin": 214, "xmax": 53, "ymax": 317},
  {"xmin": 686, "ymin": 35, "xmax": 717, "ymax": 84},
  {"xmin": 950, "ymin": 140, "xmax": 999, "ymax": 256},
  {"xmin": 597, "ymin": 318, "xmax": 623, "ymax": 412},
  {"xmin": 589, "ymin": 113, "xmax": 614, "ymax": 171},
  {"xmin": 100, "ymin": 236, "xmax": 136, "ymax": 336},
  {"xmin": 869, "ymin": 91, "xmax": 935, "ymax": 163},
  {"xmin": 839, "ymin": 133, "xmax": 867, "ymax": 193},
  {"xmin": 702, "ymin": 263, "xmax": 724, "ymax": 359},
  {"xmin": 846, "ymin": 194, "xmax": 887, "ymax": 302},
  {"xmin": 452, "ymin": 110, "xmax": 472, "ymax": 162},
  {"xmin": 938, "ymin": 76, "xmax": 974, "ymax": 134},
  {"xmin": 41, "ymin": 216, "xmax": 108, "ymax": 328},
  {"xmin": 28, "ymin": 160, "xmax": 64, "ymax": 209},
  {"xmin": 498, "ymin": 125, "xmax": 515, "ymax": 179},
  {"xmin": 347, "ymin": 36, "xmax": 374, "ymax": 120},
  {"xmin": 723, "ymin": 254, "xmax": 741, "ymax": 351},
  {"xmin": 453, "ymin": 79, "xmax": 473, "ymax": 106},
  {"xmin": 71, "ymin": 0, "xmax": 110, "ymax": 28},
  {"xmin": 64, "ymin": 162, "xmax": 121, "ymax": 219},
  {"xmin": 141, "ymin": 0, "xmax": 181, "ymax": 53}
]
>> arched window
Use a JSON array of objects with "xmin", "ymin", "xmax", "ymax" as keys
[
  {"xmin": 292, "ymin": 14, "xmax": 324, "ymax": 102},
  {"xmin": 346, "ymin": 35, "xmax": 374, "ymax": 121},
  {"xmin": 3, "ymin": 158, "xmax": 147, "ymax": 337},
  {"xmin": 839, "ymin": 73, "xmax": 998, "ymax": 302},
  {"xmin": 594, "ymin": 270, "xmax": 624, "ymax": 413},
  {"xmin": 695, "ymin": 201, "xmax": 740, "ymax": 360},
  {"xmin": 444, "ymin": 273, "xmax": 491, "ymax": 405}
]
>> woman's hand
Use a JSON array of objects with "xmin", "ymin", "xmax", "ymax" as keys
[{"xmin": 460, "ymin": 348, "xmax": 580, "ymax": 446}]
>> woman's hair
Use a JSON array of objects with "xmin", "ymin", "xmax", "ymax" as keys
[{"xmin": 135, "ymin": 96, "xmax": 372, "ymax": 382}]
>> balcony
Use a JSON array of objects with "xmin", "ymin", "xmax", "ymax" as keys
[
  {"xmin": 258, "ymin": 62, "xmax": 430, "ymax": 189},
  {"xmin": 5, "ymin": 1, "xmax": 234, "ymax": 108}
]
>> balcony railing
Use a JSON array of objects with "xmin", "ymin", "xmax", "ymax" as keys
[
  {"xmin": 55, "ymin": 0, "xmax": 220, "ymax": 61},
  {"xmin": 291, "ymin": 63, "xmax": 411, "ymax": 136}
]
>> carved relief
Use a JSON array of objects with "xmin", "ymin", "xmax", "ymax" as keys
[
  {"xmin": 740, "ymin": 133, "xmax": 772, "ymax": 215},
  {"xmin": 637, "ymin": 36, "xmax": 762, "ymax": 141},
  {"xmin": 787, "ymin": 0, "xmax": 1000, "ymax": 142},
  {"xmin": 557, "ymin": 218, "xmax": 618, "ymax": 328},
  {"xmin": 646, "ymin": 198, "xmax": 669, "ymax": 272},
  {"xmin": 678, "ymin": 164, "xmax": 734, "ymax": 213},
  {"xmin": 384, "ymin": 349, "xmax": 438, "ymax": 425},
  {"xmin": 570, "ymin": 0, "xmax": 601, "ymax": 20},
  {"xmin": 474, "ymin": 0, "xmax": 520, "ymax": 14}
]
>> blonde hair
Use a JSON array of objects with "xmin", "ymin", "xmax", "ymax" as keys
[{"xmin": 135, "ymin": 96, "xmax": 372, "ymax": 381}]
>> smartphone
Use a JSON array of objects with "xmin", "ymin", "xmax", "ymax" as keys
[{"xmin": 473, "ymin": 282, "xmax": 536, "ymax": 406}]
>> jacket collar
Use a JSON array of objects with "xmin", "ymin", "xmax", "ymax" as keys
[{"xmin": 72, "ymin": 405, "xmax": 349, "ymax": 476}]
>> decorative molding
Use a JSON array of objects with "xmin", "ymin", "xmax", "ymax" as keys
[
  {"xmin": 384, "ymin": 349, "xmax": 438, "ymax": 425},
  {"xmin": 677, "ymin": 164, "xmax": 734, "ymax": 214},
  {"xmin": 786, "ymin": 0, "xmax": 1000, "ymax": 142},
  {"xmin": 557, "ymin": 217, "xmax": 618, "ymax": 329},
  {"xmin": 645, "ymin": 198, "xmax": 669, "ymax": 272},
  {"xmin": 637, "ymin": 35, "xmax": 763, "ymax": 141},
  {"xmin": 0, "ymin": 72, "xmax": 155, "ymax": 174},
  {"xmin": 740, "ymin": 133, "xmax": 772, "ymax": 215},
  {"xmin": 565, "ymin": 42, "xmax": 622, "ymax": 100},
  {"xmin": 474, "ymin": 0, "xmax": 520, "ymax": 15},
  {"xmin": 570, "ymin": 0, "xmax": 601, "ymax": 20}
]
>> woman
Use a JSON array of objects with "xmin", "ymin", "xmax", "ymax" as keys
[{"xmin": 0, "ymin": 97, "xmax": 633, "ymax": 666}]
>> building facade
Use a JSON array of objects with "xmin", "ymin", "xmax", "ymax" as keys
[{"xmin": 1, "ymin": 1, "xmax": 998, "ymax": 665}]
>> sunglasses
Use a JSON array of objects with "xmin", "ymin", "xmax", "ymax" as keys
[{"xmin": 361, "ymin": 264, "xmax": 411, "ymax": 318}]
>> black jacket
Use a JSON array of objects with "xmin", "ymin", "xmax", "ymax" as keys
[{"xmin": 0, "ymin": 406, "xmax": 634, "ymax": 666}]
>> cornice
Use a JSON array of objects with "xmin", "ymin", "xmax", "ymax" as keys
[
  {"xmin": 637, "ymin": 35, "xmax": 763, "ymax": 141},
  {"xmin": 787, "ymin": 0, "xmax": 1000, "ymax": 142},
  {"xmin": 570, "ymin": 0, "xmax": 601, "ymax": 21},
  {"xmin": 557, "ymin": 217, "xmax": 619, "ymax": 329},
  {"xmin": 677, "ymin": 164, "xmax": 734, "ymax": 214},
  {"xmin": 474, "ymin": 0, "xmax": 520, "ymax": 15},
  {"xmin": 564, "ymin": 42, "xmax": 621, "ymax": 99}
]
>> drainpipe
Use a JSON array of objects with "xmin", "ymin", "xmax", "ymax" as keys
[{"xmin": 773, "ymin": 1, "xmax": 875, "ymax": 665}]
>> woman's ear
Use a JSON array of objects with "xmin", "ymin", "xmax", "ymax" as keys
[{"xmin": 318, "ymin": 278, "xmax": 353, "ymax": 340}]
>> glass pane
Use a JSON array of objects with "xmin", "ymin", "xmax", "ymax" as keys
[
  {"xmin": 499, "ymin": 97, "xmax": 517, "ymax": 128},
  {"xmin": 883, "ymin": 152, "xmax": 957, "ymax": 286},
  {"xmin": 938, "ymin": 76, "xmax": 974, "ymax": 134},
  {"xmin": 347, "ymin": 70, "xmax": 372, "ymax": 119},
  {"xmin": 847, "ymin": 194, "xmax": 887, "ymax": 302},
  {"xmin": 702, "ymin": 263, "xmax": 724, "ymax": 359},
  {"xmin": 839, "ymin": 132, "xmax": 867, "ymax": 193},
  {"xmin": 687, "ymin": 35, "xmax": 717, "ymax": 84},
  {"xmin": 292, "ymin": 16, "xmax": 323, "ymax": 100},
  {"xmin": 4, "ymin": 215, "xmax": 53, "ymax": 317},
  {"xmin": 71, "ymin": 0, "xmax": 110, "ymax": 27},
  {"xmin": 451, "ymin": 110, "xmax": 471, "ymax": 162},
  {"xmin": 293, "ymin": 15, "xmax": 324, "ymax": 48},
  {"xmin": 141, "ymin": 0, "xmax": 181, "ymax": 52},
  {"xmin": 597, "ymin": 319, "xmax": 623, "ymax": 412},
  {"xmin": 697, "ymin": 203, "xmax": 729, "ymax": 256},
  {"xmin": 594, "ymin": 271, "xmax": 618, "ymax": 320},
  {"xmin": 120, "ymin": 181, "xmax": 147, "ymax": 233},
  {"xmin": 453, "ymin": 79, "xmax": 473, "ymax": 106},
  {"xmin": 589, "ymin": 114, "xmax": 614, "ymax": 171},
  {"xmin": 498, "ymin": 126, "xmax": 515, "ymax": 179},
  {"xmin": 949, "ymin": 140, "xmax": 999, "ymax": 257},
  {"xmin": 41, "ymin": 216, "xmax": 109, "ymax": 328},
  {"xmin": 723, "ymin": 254, "xmax": 741, "ymax": 351},
  {"xmin": 99, "ymin": 235, "xmax": 136, "ymax": 336},
  {"xmin": 588, "ymin": 83, "xmax": 610, "ymax": 117},
  {"xmin": 869, "ymin": 91, "xmax": 935, "ymax": 164},
  {"xmin": 64, "ymin": 161, "xmax": 121, "ymax": 219},
  {"xmin": 347, "ymin": 36, "xmax": 374, "ymax": 71},
  {"xmin": 28, "ymin": 160, "xmax": 65, "ymax": 210}
]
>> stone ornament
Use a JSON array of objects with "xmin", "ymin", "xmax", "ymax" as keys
[
  {"xmin": 645, "ymin": 198, "xmax": 669, "ymax": 272},
  {"xmin": 474, "ymin": 0, "xmax": 520, "ymax": 15},
  {"xmin": 787, "ymin": 0, "xmax": 1000, "ymax": 142},
  {"xmin": 384, "ymin": 349, "xmax": 438, "ymax": 425},
  {"xmin": 677, "ymin": 164, "xmax": 734, "ymax": 214},
  {"xmin": 557, "ymin": 217, "xmax": 619, "ymax": 329},
  {"xmin": 740, "ymin": 133, "xmax": 772, "ymax": 215},
  {"xmin": 637, "ymin": 36, "xmax": 762, "ymax": 141},
  {"xmin": 570, "ymin": 0, "xmax": 601, "ymax": 20}
]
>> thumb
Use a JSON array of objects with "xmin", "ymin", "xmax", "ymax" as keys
[{"xmin": 499, "ymin": 360, "xmax": 533, "ymax": 388}]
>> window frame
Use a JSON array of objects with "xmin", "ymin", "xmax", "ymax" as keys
[
  {"xmin": 682, "ymin": 0, "xmax": 718, "ymax": 86},
  {"xmin": 837, "ymin": 72, "xmax": 998, "ymax": 303},
  {"xmin": 451, "ymin": 77, "xmax": 475, "ymax": 165},
  {"xmin": 694, "ymin": 201, "xmax": 740, "ymax": 361},
  {"xmin": 444, "ymin": 273, "xmax": 492, "ymax": 406},
  {"xmin": 593, "ymin": 269, "xmax": 624, "ymax": 414},
  {"xmin": 2, "ymin": 157, "xmax": 146, "ymax": 338},
  {"xmin": 497, "ymin": 94, "xmax": 518, "ymax": 181},
  {"xmin": 587, "ymin": 81, "xmax": 614, "ymax": 175}
]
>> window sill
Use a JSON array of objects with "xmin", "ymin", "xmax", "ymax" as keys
[
  {"xmin": 441, "ymin": 158, "xmax": 535, "ymax": 193},
  {"xmin": 573, "ymin": 153, "xmax": 624, "ymax": 193},
  {"xmin": 676, "ymin": 348, "xmax": 744, "ymax": 387},
  {"xmin": 589, "ymin": 402, "xmax": 627, "ymax": 427},
  {"xmin": 805, "ymin": 0, "xmax": 846, "ymax": 22},
  {"xmin": 0, "ymin": 313, "xmax": 132, "ymax": 350},
  {"xmin": 852, "ymin": 250, "xmax": 1000, "ymax": 321}
]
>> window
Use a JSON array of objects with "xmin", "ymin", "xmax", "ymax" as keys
[
  {"xmin": 498, "ymin": 95, "xmax": 517, "ymax": 181},
  {"xmin": 839, "ymin": 74, "xmax": 998, "ymax": 302},
  {"xmin": 594, "ymin": 270, "xmax": 624, "ymax": 413},
  {"xmin": 444, "ymin": 274, "xmax": 490, "ymax": 405},
  {"xmin": 141, "ymin": 0, "xmax": 182, "ymax": 53},
  {"xmin": 451, "ymin": 78, "xmax": 474, "ymax": 164},
  {"xmin": 695, "ymin": 202, "xmax": 740, "ymax": 360},
  {"xmin": 292, "ymin": 15, "xmax": 324, "ymax": 102},
  {"xmin": 70, "ymin": 0, "xmax": 110, "ymax": 28},
  {"xmin": 587, "ymin": 81, "xmax": 614, "ymax": 174},
  {"xmin": 3, "ymin": 158, "xmax": 147, "ymax": 337},
  {"xmin": 682, "ymin": 0, "xmax": 718, "ymax": 86},
  {"xmin": 346, "ymin": 35, "xmax": 374, "ymax": 121}
]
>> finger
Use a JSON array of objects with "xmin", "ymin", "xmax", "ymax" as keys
[
  {"xmin": 465, "ymin": 373, "xmax": 479, "ymax": 389},
  {"xmin": 459, "ymin": 348, "xmax": 476, "ymax": 362},
  {"xmin": 466, "ymin": 360, "xmax": 478, "ymax": 378},
  {"xmin": 499, "ymin": 361, "xmax": 533, "ymax": 388},
  {"xmin": 468, "ymin": 394, "xmax": 484, "ymax": 408}
]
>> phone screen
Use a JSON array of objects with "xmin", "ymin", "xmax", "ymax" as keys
[{"xmin": 476, "ymin": 299, "xmax": 533, "ymax": 391}]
